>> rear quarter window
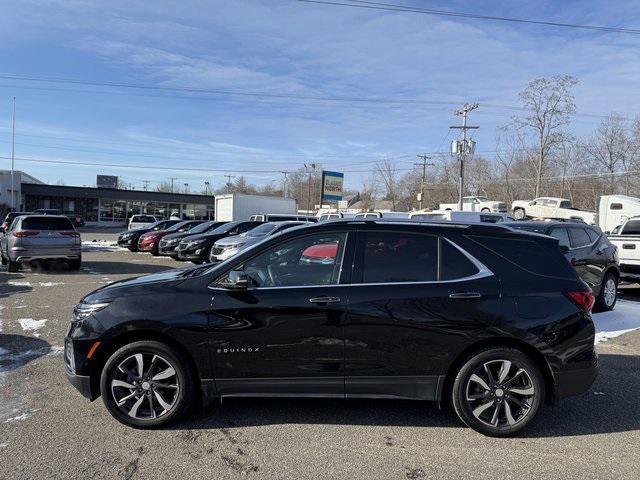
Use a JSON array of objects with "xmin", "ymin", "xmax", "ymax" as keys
[
  {"xmin": 22, "ymin": 217, "xmax": 74, "ymax": 230},
  {"xmin": 469, "ymin": 235, "xmax": 576, "ymax": 279}
]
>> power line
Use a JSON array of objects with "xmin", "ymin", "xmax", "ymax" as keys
[
  {"xmin": 0, "ymin": 73, "xmax": 628, "ymax": 120},
  {"xmin": 297, "ymin": 0, "xmax": 640, "ymax": 35}
]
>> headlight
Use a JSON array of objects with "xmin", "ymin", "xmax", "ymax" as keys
[
  {"xmin": 72, "ymin": 301, "xmax": 111, "ymax": 321},
  {"xmin": 121, "ymin": 233, "xmax": 132, "ymax": 240},
  {"xmin": 188, "ymin": 239, "xmax": 207, "ymax": 247},
  {"xmin": 165, "ymin": 238, "xmax": 179, "ymax": 245}
]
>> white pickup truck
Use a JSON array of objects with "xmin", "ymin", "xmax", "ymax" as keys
[
  {"xmin": 608, "ymin": 216, "xmax": 640, "ymax": 283},
  {"xmin": 439, "ymin": 196, "xmax": 507, "ymax": 213},
  {"xmin": 511, "ymin": 197, "xmax": 596, "ymax": 224}
]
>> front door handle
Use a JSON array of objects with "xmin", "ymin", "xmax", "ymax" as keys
[
  {"xmin": 309, "ymin": 296, "xmax": 341, "ymax": 304},
  {"xmin": 449, "ymin": 292, "xmax": 482, "ymax": 299}
]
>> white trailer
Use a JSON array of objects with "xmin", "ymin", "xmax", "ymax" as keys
[
  {"xmin": 214, "ymin": 194, "xmax": 297, "ymax": 222},
  {"xmin": 598, "ymin": 195, "xmax": 640, "ymax": 233}
]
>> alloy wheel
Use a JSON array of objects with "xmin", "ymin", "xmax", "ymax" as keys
[
  {"xmin": 465, "ymin": 359, "xmax": 535, "ymax": 429},
  {"xmin": 110, "ymin": 353, "xmax": 180, "ymax": 420},
  {"xmin": 603, "ymin": 278, "xmax": 616, "ymax": 307}
]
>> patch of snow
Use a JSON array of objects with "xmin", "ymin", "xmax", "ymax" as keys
[
  {"xmin": 593, "ymin": 300, "xmax": 640, "ymax": 344},
  {"xmin": 47, "ymin": 346, "xmax": 64, "ymax": 356},
  {"xmin": 7, "ymin": 281, "xmax": 31, "ymax": 287},
  {"xmin": 4, "ymin": 409, "xmax": 39, "ymax": 423},
  {"xmin": 18, "ymin": 318, "xmax": 47, "ymax": 332},
  {"xmin": 38, "ymin": 282, "xmax": 63, "ymax": 287}
]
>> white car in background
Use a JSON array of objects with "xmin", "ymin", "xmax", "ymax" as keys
[
  {"xmin": 439, "ymin": 196, "xmax": 507, "ymax": 213},
  {"xmin": 511, "ymin": 197, "xmax": 596, "ymax": 223},
  {"xmin": 128, "ymin": 214, "xmax": 158, "ymax": 230}
]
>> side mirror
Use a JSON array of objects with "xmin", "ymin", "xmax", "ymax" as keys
[
  {"xmin": 604, "ymin": 231, "xmax": 611, "ymax": 235},
  {"xmin": 217, "ymin": 270, "xmax": 249, "ymax": 289}
]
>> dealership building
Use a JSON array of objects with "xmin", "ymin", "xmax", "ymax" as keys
[{"xmin": 1, "ymin": 171, "xmax": 215, "ymax": 226}]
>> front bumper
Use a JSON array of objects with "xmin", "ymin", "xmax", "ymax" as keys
[
  {"xmin": 65, "ymin": 369, "xmax": 95, "ymax": 400},
  {"xmin": 158, "ymin": 243, "xmax": 180, "ymax": 256}
]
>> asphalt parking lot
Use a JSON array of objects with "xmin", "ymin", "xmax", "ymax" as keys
[{"xmin": 1, "ymin": 232, "xmax": 640, "ymax": 479}]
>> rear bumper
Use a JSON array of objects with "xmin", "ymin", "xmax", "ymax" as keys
[
  {"xmin": 554, "ymin": 356, "xmax": 598, "ymax": 401},
  {"xmin": 11, "ymin": 246, "xmax": 81, "ymax": 262}
]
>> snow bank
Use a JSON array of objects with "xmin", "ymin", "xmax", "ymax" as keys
[
  {"xmin": 593, "ymin": 300, "xmax": 640, "ymax": 344},
  {"xmin": 82, "ymin": 240, "xmax": 119, "ymax": 252},
  {"xmin": 18, "ymin": 318, "xmax": 47, "ymax": 332}
]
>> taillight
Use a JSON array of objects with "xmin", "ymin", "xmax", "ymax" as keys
[
  {"xmin": 1, "ymin": 222, "xmax": 8, "ymax": 231},
  {"xmin": 565, "ymin": 290, "xmax": 595, "ymax": 312},
  {"xmin": 13, "ymin": 230, "xmax": 39, "ymax": 237},
  {"xmin": 60, "ymin": 231, "xmax": 80, "ymax": 237}
]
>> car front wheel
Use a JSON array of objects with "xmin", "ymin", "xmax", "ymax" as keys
[
  {"xmin": 513, "ymin": 208, "xmax": 526, "ymax": 220},
  {"xmin": 100, "ymin": 341, "xmax": 194, "ymax": 428},
  {"xmin": 595, "ymin": 272, "xmax": 617, "ymax": 312},
  {"xmin": 452, "ymin": 347, "xmax": 545, "ymax": 437}
]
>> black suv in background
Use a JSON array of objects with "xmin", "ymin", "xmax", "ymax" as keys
[
  {"xmin": 158, "ymin": 221, "xmax": 227, "ymax": 259},
  {"xmin": 504, "ymin": 221, "xmax": 619, "ymax": 311},
  {"xmin": 66, "ymin": 220, "xmax": 597, "ymax": 436},
  {"xmin": 176, "ymin": 220, "xmax": 263, "ymax": 263},
  {"xmin": 117, "ymin": 219, "xmax": 181, "ymax": 251}
]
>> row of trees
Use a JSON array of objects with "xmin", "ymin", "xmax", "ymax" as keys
[{"xmin": 154, "ymin": 76, "xmax": 640, "ymax": 213}]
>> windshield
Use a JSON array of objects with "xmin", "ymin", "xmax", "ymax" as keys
[
  {"xmin": 211, "ymin": 222, "xmax": 238, "ymax": 234},
  {"xmin": 246, "ymin": 223, "xmax": 279, "ymax": 237},
  {"xmin": 165, "ymin": 221, "xmax": 191, "ymax": 232},
  {"xmin": 188, "ymin": 221, "xmax": 217, "ymax": 234}
]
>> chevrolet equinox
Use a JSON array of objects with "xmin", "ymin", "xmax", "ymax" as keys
[{"xmin": 65, "ymin": 220, "xmax": 597, "ymax": 436}]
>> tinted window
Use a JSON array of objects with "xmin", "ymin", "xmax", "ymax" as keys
[
  {"xmin": 470, "ymin": 235, "xmax": 576, "ymax": 279},
  {"xmin": 211, "ymin": 222, "xmax": 239, "ymax": 234},
  {"xmin": 569, "ymin": 228, "xmax": 591, "ymax": 248},
  {"xmin": 559, "ymin": 201, "xmax": 571, "ymax": 208},
  {"xmin": 189, "ymin": 221, "xmax": 217, "ymax": 234},
  {"xmin": 237, "ymin": 222, "xmax": 262, "ymax": 233},
  {"xmin": 165, "ymin": 221, "xmax": 190, "ymax": 232},
  {"xmin": 549, "ymin": 228, "xmax": 570, "ymax": 248},
  {"xmin": 623, "ymin": 220, "xmax": 640, "ymax": 235},
  {"xmin": 440, "ymin": 239, "xmax": 479, "ymax": 280},
  {"xmin": 133, "ymin": 215, "xmax": 156, "ymax": 222},
  {"xmin": 362, "ymin": 232, "xmax": 437, "ymax": 283},
  {"xmin": 239, "ymin": 233, "xmax": 346, "ymax": 287},
  {"xmin": 22, "ymin": 217, "xmax": 73, "ymax": 230},
  {"xmin": 585, "ymin": 229, "xmax": 600, "ymax": 243},
  {"xmin": 610, "ymin": 203, "xmax": 623, "ymax": 210},
  {"xmin": 268, "ymin": 215, "xmax": 297, "ymax": 221},
  {"xmin": 245, "ymin": 223, "xmax": 278, "ymax": 237}
]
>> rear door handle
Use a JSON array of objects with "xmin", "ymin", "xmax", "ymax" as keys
[
  {"xmin": 449, "ymin": 292, "xmax": 482, "ymax": 299},
  {"xmin": 309, "ymin": 296, "xmax": 341, "ymax": 304}
]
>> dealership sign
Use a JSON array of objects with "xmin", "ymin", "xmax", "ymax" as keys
[
  {"xmin": 321, "ymin": 170, "xmax": 344, "ymax": 201},
  {"xmin": 97, "ymin": 175, "xmax": 119, "ymax": 189}
]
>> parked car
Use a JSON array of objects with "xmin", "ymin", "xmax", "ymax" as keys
[
  {"xmin": 317, "ymin": 212, "xmax": 356, "ymax": 221},
  {"xmin": 66, "ymin": 219, "xmax": 597, "ymax": 436},
  {"xmin": 1, "ymin": 215, "xmax": 81, "ymax": 271},
  {"xmin": 117, "ymin": 220, "xmax": 181, "ymax": 251},
  {"xmin": 158, "ymin": 221, "xmax": 227, "ymax": 259},
  {"xmin": 354, "ymin": 211, "xmax": 410, "ymax": 219},
  {"xmin": 439, "ymin": 196, "xmax": 507, "ymax": 213},
  {"xmin": 1, "ymin": 211, "xmax": 32, "ymax": 233},
  {"xmin": 606, "ymin": 216, "xmax": 640, "ymax": 283},
  {"xmin": 176, "ymin": 221, "xmax": 263, "ymax": 264},
  {"xmin": 248, "ymin": 213, "xmax": 317, "ymax": 222},
  {"xmin": 138, "ymin": 221, "xmax": 205, "ymax": 255},
  {"xmin": 511, "ymin": 197, "xmax": 596, "ymax": 223},
  {"xmin": 33, "ymin": 208, "xmax": 61, "ymax": 215},
  {"xmin": 128, "ymin": 214, "xmax": 158, "ymax": 231},
  {"xmin": 32, "ymin": 208, "xmax": 84, "ymax": 227},
  {"xmin": 409, "ymin": 211, "xmax": 513, "ymax": 223},
  {"xmin": 504, "ymin": 221, "xmax": 619, "ymax": 311},
  {"xmin": 209, "ymin": 221, "xmax": 308, "ymax": 263}
]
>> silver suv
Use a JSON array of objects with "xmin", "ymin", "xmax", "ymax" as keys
[{"xmin": 0, "ymin": 215, "xmax": 81, "ymax": 272}]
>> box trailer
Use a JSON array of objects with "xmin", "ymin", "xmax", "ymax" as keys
[{"xmin": 214, "ymin": 194, "xmax": 297, "ymax": 222}]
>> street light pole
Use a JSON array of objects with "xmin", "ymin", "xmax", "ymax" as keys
[
  {"xmin": 414, "ymin": 154, "xmax": 434, "ymax": 210},
  {"xmin": 10, "ymin": 97, "xmax": 16, "ymax": 211}
]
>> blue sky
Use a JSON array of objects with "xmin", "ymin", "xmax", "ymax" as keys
[{"xmin": 0, "ymin": 0, "xmax": 639, "ymax": 192}]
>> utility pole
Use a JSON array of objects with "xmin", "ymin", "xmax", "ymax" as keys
[
  {"xmin": 142, "ymin": 180, "xmax": 150, "ymax": 191},
  {"xmin": 450, "ymin": 103, "xmax": 479, "ymax": 210},
  {"xmin": 414, "ymin": 154, "xmax": 434, "ymax": 210},
  {"xmin": 184, "ymin": 183, "xmax": 189, "ymax": 193},
  {"xmin": 225, "ymin": 175, "xmax": 236, "ymax": 194},
  {"xmin": 204, "ymin": 181, "xmax": 211, "ymax": 195},
  {"xmin": 304, "ymin": 163, "xmax": 316, "ymax": 213},
  {"xmin": 10, "ymin": 97, "xmax": 16, "ymax": 211},
  {"xmin": 168, "ymin": 177, "xmax": 177, "ymax": 193},
  {"xmin": 280, "ymin": 171, "xmax": 288, "ymax": 198}
]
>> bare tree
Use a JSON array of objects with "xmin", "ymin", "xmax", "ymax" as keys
[
  {"xmin": 512, "ymin": 75, "xmax": 578, "ymax": 197},
  {"xmin": 584, "ymin": 115, "xmax": 631, "ymax": 193},
  {"xmin": 376, "ymin": 158, "xmax": 401, "ymax": 210}
]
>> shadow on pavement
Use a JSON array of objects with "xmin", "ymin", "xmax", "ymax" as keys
[
  {"xmin": 169, "ymin": 353, "xmax": 639, "ymax": 437},
  {"xmin": 0, "ymin": 269, "xmax": 33, "ymax": 298},
  {"xmin": 0, "ymin": 334, "xmax": 52, "ymax": 374}
]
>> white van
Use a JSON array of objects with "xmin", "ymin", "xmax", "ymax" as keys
[
  {"xmin": 128, "ymin": 214, "xmax": 158, "ymax": 230},
  {"xmin": 354, "ymin": 211, "xmax": 410, "ymax": 219},
  {"xmin": 599, "ymin": 195, "xmax": 640, "ymax": 233},
  {"xmin": 249, "ymin": 213, "xmax": 318, "ymax": 222},
  {"xmin": 317, "ymin": 212, "xmax": 356, "ymax": 221},
  {"xmin": 409, "ymin": 210, "xmax": 513, "ymax": 223}
]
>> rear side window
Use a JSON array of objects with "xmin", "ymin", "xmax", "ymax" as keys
[
  {"xmin": 22, "ymin": 217, "xmax": 73, "ymax": 230},
  {"xmin": 362, "ymin": 232, "xmax": 438, "ymax": 283},
  {"xmin": 549, "ymin": 228, "xmax": 570, "ymax": 248},
  {"xmin": 440, "ymin": 240, "xmax": 479, "ymax": 280},
  {"xmin": 569, "ymin": 228, "xmax": 591, "ymax": 248},
  {"xmin": 585, "ymin": 229, "xmax": 600, "ymax": 243},
  {"xmin": 470, "ymin": 235, "xmax": 576, "ymax": 279}
]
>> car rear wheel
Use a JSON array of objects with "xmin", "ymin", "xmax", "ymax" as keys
[
  {"xmin": 1, "ymin": 254, "xmax": 6, "ymax": 266},
  {"xmin": 513, "ymin": 208, "xmax": 526, "ymax": 220},
  {"xmin": 100, "ymin": 341, "xmax": 194, "ymax": 428},
  {"xmin": 452, "ymin": 347, "xmax": 545, "ymax": 437},
  {"xmin": 68, "ymin": 257, "xmax": 82, "ymax": 270},
  {"xmin": 595, "ymin": 272, "xmax": 617, "ymax": 312}
]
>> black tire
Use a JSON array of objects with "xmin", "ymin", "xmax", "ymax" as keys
[
  {"xmin": 481, "ymin": 208, "xmax": 491, "ymax": 212},
  {"xmin": 7, "ymin": 258, "xmax": 19, "ymax": 272},
  {"xmin": 594, "ymin": 272, "xmax": 617, "ymax": 312},
  {"xmin": 128, "ymin": 245, "xmax": 138, "ymax": 252},
  {"xmin": 513, "ymin": 208, "xmax": 526, "ymax": 220},
  {"xmin": 151, "ymin": 245, "xmax": 159, "ymax": 256},
  {"xmin": 100, "ymin": 340, "xmax": 194, "ymax": 428},
  {"xmin": 1, "ymin": 254, "xmax": 6, "ymax": 266},
  {"xmin": 452, "ymin": 347, "xmax": 545, "ymax": 437},
  {"xmin": 68, "ymin": 257, "xmax": 82, "ymax": 270}
]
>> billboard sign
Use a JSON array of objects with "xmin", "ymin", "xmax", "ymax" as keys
[
  {"xmin": 97, "ymin": 175, "xmax": 118, "ymax": 189},
  {"xmin": 321, "ymin": 170, "xmax": 344, "ymax": 201}
]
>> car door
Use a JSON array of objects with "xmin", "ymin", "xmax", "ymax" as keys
[
  {"xmin": 567, "ymin": 227, "xmax": 602, "ymax": 289},
  {"xmin": 206, "ymin": 230, "xmax": 353, "ymax": 397},
  {"xmin": 528, "ymin": 198, "xmax": 543, "ymax": 217},
  {"xmin": 343, "ymin": 229, "xmax": 501, "ymax": 401}
]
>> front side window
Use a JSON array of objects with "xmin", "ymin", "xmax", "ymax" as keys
[
  {"xmin": 362, "ymin": 232, "xmax": 438, "ymax": 283},
  {"xmin": 569, "ymin": 228, "xmax": 591, "ymax": 248},
  {"xmin": 236, "ymin": 233, "xmax": 347, "ymax": 288}
]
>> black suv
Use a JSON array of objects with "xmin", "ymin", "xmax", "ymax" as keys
[
  {"xmin": 504, "ymin": 221, "xmax": 619, "ymax": 311},
  {"xmin": 65, "ymin": 220, "xmax": 597, "ymax": 436},
  {"xmin": 176, "ymin": 220, "xmax": 263, "ymax": 264},
  {"xmin": 117, "ymin": 220, "xmax": 181, "ymax": 251},
  {"xmin": 158, "ymin": 221, "xmax": 227, "ymax": 259}
]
